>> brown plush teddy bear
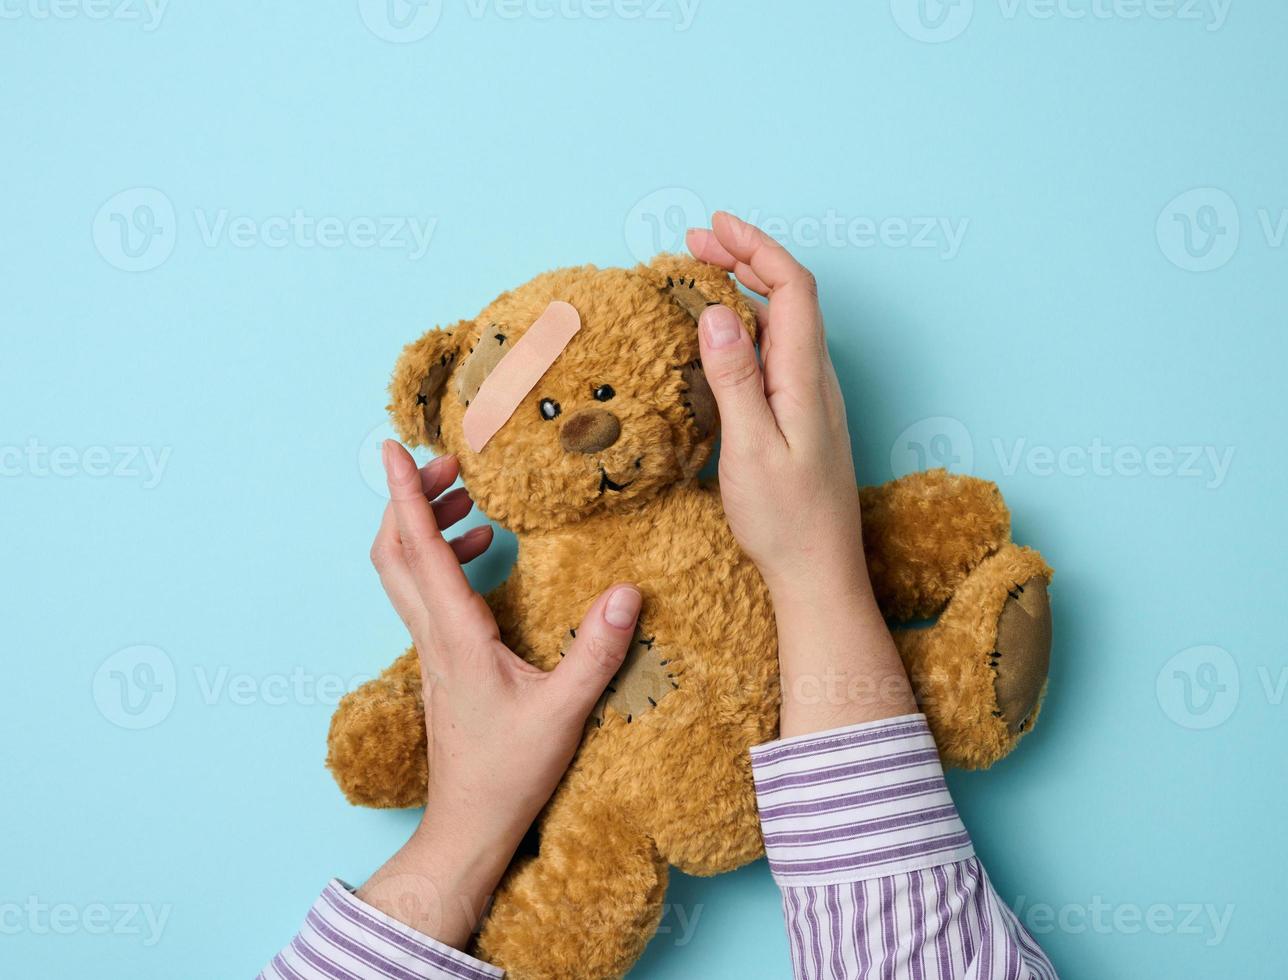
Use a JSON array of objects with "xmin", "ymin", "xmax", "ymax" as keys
[{"xmin": 326, "ymin": 254, "xmax": 1053, "ymax": 979}]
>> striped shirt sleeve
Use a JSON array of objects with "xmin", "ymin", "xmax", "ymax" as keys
[
  {"xmin": 258, "ymin": 879, "xmax": 503, "ymax": 980},
  {"xmin": 751, "ymin": 713, "xmax": 1058, "ymax": 980}
]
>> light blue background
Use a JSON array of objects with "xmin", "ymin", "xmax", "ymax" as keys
[{"xmin": 2, "ymin": 1, "xmax": 1284, "ymax": 977}]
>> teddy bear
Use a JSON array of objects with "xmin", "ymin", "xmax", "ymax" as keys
[{"xmin": 325, "ymin": 254, "xmax": 1053, "ymax": 979}]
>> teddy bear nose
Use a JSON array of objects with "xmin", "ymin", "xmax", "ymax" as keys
[{"xmin": 559, "ymin": 408, "xmax": 621, "ymax": 454}]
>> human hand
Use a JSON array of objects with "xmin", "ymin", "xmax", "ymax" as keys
[
  {"xmin": 686, "ymin": 212, "xmax": 917, "ymax": 736},
  {"xmin": 357, "ymin": 441, "xmax": 641, "ymax": 949}
]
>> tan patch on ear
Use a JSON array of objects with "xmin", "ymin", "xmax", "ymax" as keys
[
  {"xmin": 456, "ymin": 326, "xmax": 511, "ymax": 405},
  {"xmin": 418, "ymin": 351, "xmax": 457, "ymax": 441},
  {"xmin": 679, "ymin": 360, "xmax": 717, "ymax": 439},
  {"xmin": 560, "ymin": 624, "xmax": 677, "ymax": 725},
  {"xmin": 666, "ymin": 275, "xmax": 716, "ymax": 322}
]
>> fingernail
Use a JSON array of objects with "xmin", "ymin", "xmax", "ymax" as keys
[
  {"xmin": 603, "ymin": 586, "xmax": 642, "ymax": 630},
  {"xmin": 700, "ymin": 304, "xmax": 741, "ymax": 349},
  {"xmin": 383, "ymin": 440, "xmax": 415, "ymax": 481}
]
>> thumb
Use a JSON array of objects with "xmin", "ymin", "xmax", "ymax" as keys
[
  {"xmin": 550, "ymin": 583, "xmax": 641, "ymax": 714},
  {"xmin": 698, "ymin": 304, "xmax": 779, "ymax": 454}
]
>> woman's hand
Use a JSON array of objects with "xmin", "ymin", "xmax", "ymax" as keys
[
  {"xmin": 687, "ymin": 212, "xmax": 918, "ymax": 737},
  {"xmin": 357, "ymin": 442, "xmax": 641, "ymax": 950}
]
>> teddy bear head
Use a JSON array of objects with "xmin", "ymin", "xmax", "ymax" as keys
[{"xmin": 388, "ymin": 255, "xmax": 759, "ymax": 534}]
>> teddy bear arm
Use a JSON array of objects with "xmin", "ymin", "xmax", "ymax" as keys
[
  {"xmin": 861, "ymin": 469, "xmax": 1012, "ymax": 622},
  {"xmin": 325, "ymin": 647, "xmax": 427, "ymax": 809}
]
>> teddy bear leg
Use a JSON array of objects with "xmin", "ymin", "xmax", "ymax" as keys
[
  {"xmin": 475, "ymin": 795, "xmax": 667, "ymax": 980},
  {"xmin": 325, "ymin": 647, "xmax": 428, "ymax": 808},
  {"xmin": 891, "ymin": 544, "xmax": 1052, "ymax": 769},
  {"xmin": 861, "ymin": 469, "xmax": 1013, "ymax": 621}
]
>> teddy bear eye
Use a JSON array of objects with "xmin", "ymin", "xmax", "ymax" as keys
[
  {"xmin": 539, "ymin": 398, "xmax": 561, "ymax": 420},
  {"xmin": 592, "ymin": 384, "xmax": 616, "ymax": 402}
]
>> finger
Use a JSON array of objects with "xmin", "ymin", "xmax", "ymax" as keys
[
  {"xmin": 710, "ymin": 211, "xmax": 819, "ymax": 302},
  {"xmin": 418, "ymin": 454, "xmax": 460, "ymax": 501},
  {"xmin": 369, "ymin": 503, "xmax": 428, "ymax": 634},
  {"xmin": 548, "ymin": 583, "xmax": 641, "ymax": 715},
  {"xmin": 686, "ymin": 228, "xmax": 771, "ymax": 294},
  {"xmin": 710, "ymin": 211, "xmax": 826, "ymax": 399},
  {"xmin": 383, "ymin": 441, "xmax": 477, "ymax": 612},
  {"xmin": 697, "ymin": 304, "xmax": 782, "ymax": 454},
  {"xmin": 447, "ymin": 524, "xmax": 493, "ymax": 564},
  {"xmin": 432, "ymin": 487, "xmax": 474, "ymax": 532}
]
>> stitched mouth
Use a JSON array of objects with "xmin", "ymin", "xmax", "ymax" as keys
[{"xmin": 598, "ymin": 468, "xmax": 634, "ymax": 494}]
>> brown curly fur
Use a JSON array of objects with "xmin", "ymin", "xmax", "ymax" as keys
[{"xmin": 326, "ymin": 255, "xmax": 1054, "ymax": 979}]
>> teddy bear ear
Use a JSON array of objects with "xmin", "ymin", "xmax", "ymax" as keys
[
  {"xmin": 636, "ymin": 253, "xmax": 759, "ymax": 341},
  {"xmin": 388, "ymin": 320, "xmax": 470, "ymax": 449}
]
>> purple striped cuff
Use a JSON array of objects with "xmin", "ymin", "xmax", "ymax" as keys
[
  {"xmin": 751, "ymin": 714, "xmax": 975, "ymax": 887},
  {"xmin": 259, "ymin": 879, "xmax": 502, "ymax": 980}
]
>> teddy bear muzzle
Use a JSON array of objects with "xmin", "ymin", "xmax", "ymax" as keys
[{"xmin": 559, "ymin": 407, "xmax": 621, "ymax": 454}]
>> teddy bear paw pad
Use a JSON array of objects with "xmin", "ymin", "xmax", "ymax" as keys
[{"xmin": 991, "ymin": 578, "xmax": 1051, "ymax": 734}]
